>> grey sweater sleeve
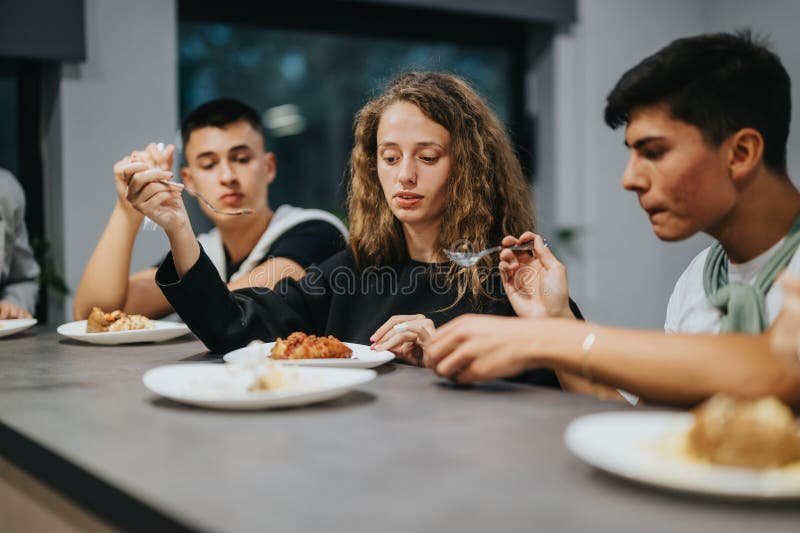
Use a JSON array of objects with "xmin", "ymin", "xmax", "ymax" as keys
[{"xmin": 0, "ymin": 170, "xmax": 40, "ymax": 314}]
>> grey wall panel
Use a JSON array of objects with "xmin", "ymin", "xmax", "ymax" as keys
[{"xmin": 0, "ymin": 0, "xmax": 85, "ymax": 61}]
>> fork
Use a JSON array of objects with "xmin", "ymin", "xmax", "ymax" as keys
[
  {"xmin": 443, "ymin": 240, "xmax": 546, "ymax": 267},
  {"xmin": 158, "ymin": 180, "xmax": 254, "ymax": 216}
]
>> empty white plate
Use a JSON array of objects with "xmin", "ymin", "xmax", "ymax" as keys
[
  {"xmin": 57, "ymin": 320, "xmax": 191, "ymax": 345},
  {"xmin": 143, "ymin": 363, "xmax": 376, "ymax": 410},
  {"xmin": 223, "ymin": 341, "xmax": 395, "ymax": 368},
  {"xmin": 0, "ymin": 318, "xmax": 38, "ymax": 339},
  {"xmin": 565, "ymin": 411, "xmax": 800, "ymax": 500}
]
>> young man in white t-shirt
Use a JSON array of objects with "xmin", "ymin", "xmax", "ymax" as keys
[
  {"xmin": 425, "ymin": 32, "xmax": 800, "ymax": 406},
  {"xmin": 665, "ymin": 242, "xmax": 800, "ymax": 333},
  {"xmin": 73, "ymin": 99, "xmax": 346, "ymax": 320}
]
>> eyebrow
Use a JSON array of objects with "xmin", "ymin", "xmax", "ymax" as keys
[
  {"xmin": 194, "ymin": 144, "xmax": 253, "ymax": 161},
  {"xmin": 378, "ymin": 141, "xmax": 445, "ymax": 149},
  {"xmin": 624, "ymin": 136, "xmax": 666, "ymax": 149}
]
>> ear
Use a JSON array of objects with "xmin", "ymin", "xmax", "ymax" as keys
[
  {"xmin": 263, "ymin": 152, "xmax": 277, "ymax": 186},
  {"xmin": 727, "ymin": 128, "xmax": 764, "ymax": 181},
  {"xmin": 180, "ymin": 166, "xmax": 194, "ymax": 187}
]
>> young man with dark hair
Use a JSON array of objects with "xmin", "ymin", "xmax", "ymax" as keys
[
  {"xmin": 74, "ymin": 98, "xmax": 346, "ymax": 319},
  {"xmin": 425, "ymin": 32, "xmax": 800, "ymax": 406},
  {"xmin": 604, "ymin": 31, "xmax": 800, "ymax": 334}
]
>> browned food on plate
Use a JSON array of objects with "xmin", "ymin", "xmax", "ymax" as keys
[
  {"xmin": 270, "ymin": 332, "xmax": 352, "ymax": 360},
  {"xmin": 86, "ymin": 306, "xmax": 153, "ymax": 333},
  {"xmin": 687, "ymin": 394, "xmax": 800, "ymax": 469}
]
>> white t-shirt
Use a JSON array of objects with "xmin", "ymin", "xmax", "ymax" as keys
[
  {"xmin": 195, "ymin": 204, "xmax": 347, "ymax": 282},
  {"xmin": 665, "ymin": 238, "xmax": 800, "ymax": 333}
]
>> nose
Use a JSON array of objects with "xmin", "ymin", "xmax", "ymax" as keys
[
  {"xmin": 621, "ymin": 154, "xmax": 649, "ymax": 192},
  {"xmin": 218, "ymin": 159, "xmax": 237, "ymax": 186},
  {"xmin": 397, "ymin": 157, "xmax": 417, "ymax": 187}
]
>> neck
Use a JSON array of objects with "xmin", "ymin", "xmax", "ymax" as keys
[
  {"xmin": 402, "ymin": 219, "xmax": 442, "ymax": 262},
  {"xmin": 709, "ymin": 173, "xmax": 800, "ymax": 264},
  {"xmin": 217, "ymin": 206, "xmax": 273, "ymax": 263}
]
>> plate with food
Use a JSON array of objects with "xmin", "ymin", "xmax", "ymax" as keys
[
  {"xmin": 564, "ymin": 395, "xmax": 800, "ymax": 499},
  {"xmin": 0, "ymin": 318, "xmax": 38, "ymax": 339},
  {"xmin": 143, "ymin": 361, "xmax": 376, "ymax": 410},
  {"xmin": 222, "ymin": 332, "xmax": 395, "ymax": 368},
  {"xmin": 57, "ymin": 307, "xmax": 190, "ymax": 345}
]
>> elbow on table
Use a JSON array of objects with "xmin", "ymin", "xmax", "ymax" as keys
[
  {"xmin": 198, "ymin": 329, "xmax": 256, "ymax": 356},
  {"xmin": 201, "ymin": 337, "xmax": 239, "ymax": 356}
]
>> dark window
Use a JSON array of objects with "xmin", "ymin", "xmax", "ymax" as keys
[
  {"xmin": 179, "ymin": 1, "xmax": 530, "ymax": 231},
  {"xmin": 0, "ymin": 59, "xmax": 19, "ymax": 177}
]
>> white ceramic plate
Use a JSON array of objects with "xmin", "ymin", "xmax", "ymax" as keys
[
  {"xmin": 565, "ymin": 411, "xmax": 800, "ymax": 500},
  {"xmin": 57, "ymin": 320, "xmax": 191, "ymax": 345},
  {"xmin": 143, "ymin": 363, "xmax": 376, "ymax": 410},
  {"xmin": 0, "ymin": 318, "xmax": 38, "ymax": 339},
  {"xmin": 223, "ymin": 341, "xmax": 395, "ymax": 368}
]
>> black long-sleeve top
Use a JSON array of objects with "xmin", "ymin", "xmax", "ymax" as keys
[{"xmin": 157, "ymin": 246, "xmax": 582, "ymax": 387}]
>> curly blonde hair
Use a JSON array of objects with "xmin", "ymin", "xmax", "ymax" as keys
[{"xmin": 347, "ymin": 71, "xmax": 535, "ymax": 305}]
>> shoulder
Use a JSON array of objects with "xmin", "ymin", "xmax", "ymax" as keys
[
  {"xmin": 0, "ymin": 169, "xmax": 25, "ymax": 208},
  {"xmin": 676, "ymin": 245, "xmax": 713, "ymax": 285},
  {"xmin": 275, "ymin": 219, "xmax": 345, "ymax": 241},
  {"xmin": 785, "ymin": 244, "xmax": 800, "ymax": 272},
  {"xmin": 271, "ymin": 205, "xmax": 347, "ymax": 237},
  {"xmin": 266, "ymin": 210, "xmax": 348, "ymax": 269},
  {"xmin": 275, "ymin": 221, "xmax": 346, "ymax": 258},
  {"xmin": 665, "ymin": 245, "xmax": 713, "ymax": 330}
]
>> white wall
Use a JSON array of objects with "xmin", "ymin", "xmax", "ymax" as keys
[
  {"xmin": 57, "ymin": 0, "xmax": 177, "ymax": 317},
  {"xmin": 546, "ymin": 0, "xmax": 718, "ymax": 328},
  {"xmin": 705, "ymin": 0, "xmax": 800, "ymax": 188},
  {"xmin": 544, "ymin": 0, "xmax": 800, "ymax": 329}
]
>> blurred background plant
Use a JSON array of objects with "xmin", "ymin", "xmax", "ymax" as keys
[{"xmin": 30, "ymin": 234, "xmax": 69, "ymax": 321}]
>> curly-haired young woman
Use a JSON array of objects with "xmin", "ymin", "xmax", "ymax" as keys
[{"xmin": 128, "ymin": 72, "xmax": 579, "ymax": 386}]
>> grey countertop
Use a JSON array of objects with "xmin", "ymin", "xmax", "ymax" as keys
[{"xmin": 1, "ymin": 329, "xmax": 799, "ymax": 533}]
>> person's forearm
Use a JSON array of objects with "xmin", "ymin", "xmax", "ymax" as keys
[
  {"xmin": 555, "ymin": 370, "xmax": 625, "ymax": 401},
  {"xmin": 533, "ymin": 320, "xmax": 800, "ymax": 407},
  {"xmin": 73, "ymin": 203, "xmax": 142, "ymax": 319},
  {"xmin": 166, "ymin": 222, "xmax": 200, "ymax": 278},
  {"xmin": 155, "ymin": 247, "xmax": 308, "ymax": 353},
  {"xmin": 226, "ymin": 258, "xmax": 305, "ymax": 291}
]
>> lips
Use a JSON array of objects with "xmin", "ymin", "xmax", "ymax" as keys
[
  {"xmin": 393, "ymin": 191, "xmax": 424, "ymax": 209},
  {"xmin": 640, "ymin": 201, "xmax": 665, "ymax": 216},
  {"xmin": 219, "ymin": 192, "xmax": 244, "ymax": 206}
]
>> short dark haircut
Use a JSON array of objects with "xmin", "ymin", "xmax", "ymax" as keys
[
  {"xmin": 180, "ymin": 98, "xmax": 265, "ymax": 152},
  {"xmin": 604, "ymin": 30, "xmax": 791, "ymax": 174}
]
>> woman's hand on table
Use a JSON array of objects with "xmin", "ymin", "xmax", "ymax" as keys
[
  {"xmin": 0, "ymin": 300, "xmax": 32, "ymax": 319},
  {"xmin": 500, "ymin": 232, "xmax": 573, "ymax": 319},
  {"xmin": 370, "ymin": 314, "xmax": 435, "ymax": 366},
  {"xmin": 426, "ymin": 314, "xmax": 542, "ymax": 382}
]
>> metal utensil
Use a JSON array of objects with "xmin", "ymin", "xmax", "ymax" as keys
[
  {"xmin": 158, "ymin": 180, "xmax": 253, "ymax": 216},
  {"xmin": 443, "ymin": 241, "xmax": 543, "ymax": 268}
]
